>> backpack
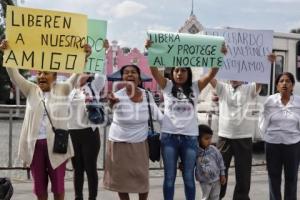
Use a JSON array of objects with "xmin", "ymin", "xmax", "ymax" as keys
[
  {"xmin": 86, "ymin": 82, "xmax": 105, "ymax": 124},
  {"xmin": 0, "ymin": 178, "xmax": 13, "ymax": 200}
]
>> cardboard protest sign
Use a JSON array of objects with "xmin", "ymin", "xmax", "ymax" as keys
[
  {"xmin": 205, "ymin": 28, "xmax": 273, "ymax": 83},
  {"xmin": 85, "ymin": 19, "xmax": 107, "ymax": 73},
  {"xmin": 3, "ymin": 6, "xmax": 87, "ymax": 73},
  {"xmin": 147, "ymin": 30, "xmax": 225, "ymax": 68}
]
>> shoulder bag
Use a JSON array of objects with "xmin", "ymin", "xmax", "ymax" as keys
[
  {"xmin": 145, "ymin": 91, "xmax": 161, "ymax": 162},
  {"xmin": 42, "ymin": 100, "xmax": 69, "ymax": 154}
]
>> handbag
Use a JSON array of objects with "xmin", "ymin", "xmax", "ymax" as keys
[
  {"xmin": 145, "ymin": 91, "xmax": 161, "ymax": 162},
  {"xmin": 86, "ymin": 82, "xmax": 105, "ymax": 124},
  {"xmin": 42, "ymin": 100, "xmax": 69, "ymax": 154},
  {"xmin": 0, "ymin": 178, "xmax": 13, "ymax": 200}
]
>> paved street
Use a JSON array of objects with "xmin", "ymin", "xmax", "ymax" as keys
[
  {"xmin": 1, "ymin": 118, "xmax": 300, "ymax": 199},
  {"xmin": 6, "ymin": 168, "xmax": 300, "ymax": 200}
]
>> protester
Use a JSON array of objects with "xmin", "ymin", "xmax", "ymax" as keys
[
  {"xmin": 68, "ymin": 72, "xmax": 104, "ymax": 200},
  {"xmin": 68, "ymin": 39, "xmax": 108, "ymax": 200},
  {"xmin": 103, "ymin": 64, "xmax": 163, "ymax": 200},
  {"xmin": 209, "ymin": 54, "xmax": 275, "ymax": 200},
  {"xmin": 145, "ymin": 39, "xmax": 227, "ymax": 200},
  {"xmin": 0, "ymin": 39, "xmax": 91, "ymax": 200},
  {"xmin": 210, "ymin": 79, "xmax": 258, "ymax": 200},
  {"xmin": 195, "ymin": 124, "xmax": 226, "ymax": 200},
  {"xmin": 259, "ymin": 72, "xmax": 300, "ymax": 200}
]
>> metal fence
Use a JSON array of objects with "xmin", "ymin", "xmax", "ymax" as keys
[
  {"xmin": 0, "ymin": 104, "xmax": 266, "ymax": 180},
  {"xmin": 0, "ymin": 105, "xmax": 26, "ymax": 168},
  {"xmin": 0, "ymin": 104, "xmax": 165, "ymax": 174}
]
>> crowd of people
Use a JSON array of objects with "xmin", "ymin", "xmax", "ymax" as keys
[{"xmin": 0, "ymin": 37, "xmax": 299, "ymax": 200}]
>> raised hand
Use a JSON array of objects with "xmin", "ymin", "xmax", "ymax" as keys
[
  {"xmin": 0, "ymin": 40, "xmax": 8, "ymax": 51},
  {"xmin": 83, "ymin": 44, "xmax": 92, "ymax": 62},
  {"xmin": 145, "ymin": 39, "xmax": 153, "ymax": 49},
  {"xmin": 221, "ymin": 42, "xmax": 228, "ymax": 55},
  {"xmin": 268, "ymin": 53, "xmax": 276, "ymax": 63},
  {"xmin": 103, "ymin": 39, "xmax": 109, "ymax": 50}
]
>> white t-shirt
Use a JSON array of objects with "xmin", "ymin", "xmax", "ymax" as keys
[
  {"xmin": 38, "ymin": 92, "xmax": 49, "ymax": 140},
  {"xmin": 109, "ymin": 88, "xmax": 163, "ymax": 143},
  {"xmin": 161, "ymin": 80, "xmax": 200, "ymax": 136},
  {"xmin": 216, "ymin": 82, "xmax": 258, "ymax": 139},
  {"xmin": 68, "ymin": 73, "xmax": 106, "ymax": 130}
]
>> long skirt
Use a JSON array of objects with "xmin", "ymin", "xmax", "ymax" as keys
[{"xmin": 103, "ymin": 140, "xmax": 149, "ymax": 193}]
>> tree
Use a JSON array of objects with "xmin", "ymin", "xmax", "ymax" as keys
[{"xmin": 0, "ymin": 0, "xmax": 14, "ymax": 103}]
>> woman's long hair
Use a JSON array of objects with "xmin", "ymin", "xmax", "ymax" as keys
[
  {"xmin": 170, "ymin": 67, "xmax": 195, "ymax": 106},
  {"xmin": 120, "ymin": 64, "xmax": 143, "ymax": 88}
]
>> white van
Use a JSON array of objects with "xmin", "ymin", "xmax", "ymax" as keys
[{"xmin": 197, "ymin": 32, "xmax": 300, "ymax": 142}]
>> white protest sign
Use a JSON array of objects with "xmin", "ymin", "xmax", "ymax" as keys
[{"xmin": 205, "ymin": 28, "xmax": 273, "ymax": 83}]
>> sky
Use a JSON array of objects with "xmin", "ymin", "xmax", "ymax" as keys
[{"xmin": 13, "ymin": 0, "xmax": 300, "ymax": 50}]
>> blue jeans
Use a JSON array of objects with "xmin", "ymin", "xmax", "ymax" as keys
[{"xmin": 161, "ymin": 133, "xmax": 198, "ymax": 200}]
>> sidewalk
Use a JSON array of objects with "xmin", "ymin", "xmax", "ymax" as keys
[{"xmin": 10, "ymin": 167, "xmax": 300, "ymax": 200}]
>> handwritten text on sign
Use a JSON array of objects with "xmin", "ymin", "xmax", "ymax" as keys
[
  {"xmin": 147, "ymin": 31, "xmax": 225, "ymax": 68},
  {"xmin": 85, "ymin": 19, "xmax": 107, "ymax": 73},
  {"xmin": 205, "ymin": 28, "xmax": 273, "ymax": 83},
  {"xmin": 3, "ymin": 6, "xmax": 87, "ymax": 73}
]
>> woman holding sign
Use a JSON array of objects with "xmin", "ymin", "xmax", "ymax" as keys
[
  {"xmin": 0, "ymin": 40, "xmax": 91, "ymax": 200},
  {"xmin": 145, "ymin": 40, "xmax": 227, "ymax": 200},
  {"xmin": 68, "ymin": 39, "xmax": 108, "ymax": 200},
  {"xmin": 259, "ymin": 72, "xmax": 300, "ymax": 200}
]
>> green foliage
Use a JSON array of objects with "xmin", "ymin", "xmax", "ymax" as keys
[
  {"xmin": 0, "ymin": 0, "xmax": 18, "ymax": 103},
  {"xmin": 0, "ymin": 52, "xmax": 11, "ymax": 103},
  {"xmin": 0, "ymin": 25, "xmax": 4, "ymax": 39}
]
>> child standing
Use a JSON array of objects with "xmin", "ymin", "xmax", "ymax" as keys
[{"xmin": 196, "ymin": 124, "xmax": 226, "ymax": 200}]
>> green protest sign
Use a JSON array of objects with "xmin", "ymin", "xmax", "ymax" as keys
[
  {"xmin": 85, "ymin": 19, "xmax": 107, "ymax": 73},
  {"xmin": 147, "ymin": 31, "xmax": 225, "ymax": 68}
]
